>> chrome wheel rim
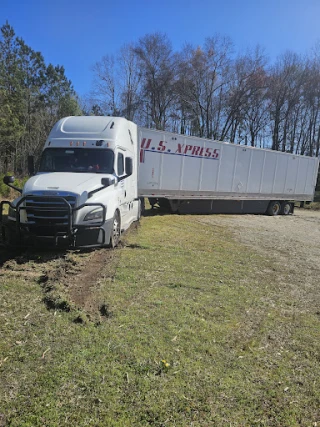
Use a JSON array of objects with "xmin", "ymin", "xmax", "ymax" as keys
[
  {"xmin": 283, "ymin": 204, "xmax": 290, "ymax": 215},
  {"xmin": 273, "ymin": 204, "xmax": 280, "ymax": 215},
  {"xmin": 112, "ymin": 217, "xmax": 120, "ymax": 245}
]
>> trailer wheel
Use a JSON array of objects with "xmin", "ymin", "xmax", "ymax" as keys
[
  {"xmin": 280, "ymin": 201, "xmax": 292, "ymax": 215},
  {"xmin": 266, "ymin": 201, "xmax": 281, "ymax": 216},
  {"xmin": 109, "ymin": 211, "xmax": 121, "ymax": 248}
]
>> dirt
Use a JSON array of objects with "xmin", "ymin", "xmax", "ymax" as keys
[
  {"xmin": 0, "ymin": 243, "xmax": 120, "ymax": 322},
  {"xmin": 196, "ymin": 208, "xmax": 320, "ymax": 311},
  {"xmin": 67, "ymin": 248, "xmax": 118, "ymax": 314},
  {"xmin": 0, "ymin": 221, "xmax": 141, "ymax": 321},
  {"xmin": 0, "ymin": 210, "xmax": 319, "ymax": 319},
  {"xmin": 198, "ymin": 208, "xmax": 320, "ymax": 269}
]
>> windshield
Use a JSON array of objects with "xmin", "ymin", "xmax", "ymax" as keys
[{"xmin": 39, "ymin": 148, "xmax": 114, "ymax": 174}]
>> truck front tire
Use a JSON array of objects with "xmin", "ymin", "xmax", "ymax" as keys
[{"xmin": 108, "ymin": 211, "xmax": 121, "ymax": 248}]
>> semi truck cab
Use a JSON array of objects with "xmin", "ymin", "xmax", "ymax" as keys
[{"xmin": 1, "ymin": 116, "xmax": 140, "ymax": 248}]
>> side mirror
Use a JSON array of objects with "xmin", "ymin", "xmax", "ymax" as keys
[
  {"xmin": 125, "ymin": 157, "xmax": 133, "ymax": 176},
  {"xmin": 3, "ymin": 175, "xmax": 15, "ymax": 185},
  {"xmin": 28, "ymin": 155, "xmax": 35, "ymax": 176},
  {"xmin": 101, "ymin": 177, "xmax": 116, "ymax": 187},
  {"xmin": 3, "ymin": 175, "xmax": 22, "ymax": 194}
]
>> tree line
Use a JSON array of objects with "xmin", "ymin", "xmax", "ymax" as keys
[
  {"xmin": 0, "ymin": 22, "xmax": 81, "ymax": 174},
  {"xmin": 1, "ymin": 23, "xmax": 320, "ymax": 176},
  {"xmin": 88, "ymin": 33, "xmax": 320, "ymax": 160}
]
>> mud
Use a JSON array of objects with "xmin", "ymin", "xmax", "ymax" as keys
[{"xmin": 0, "ymin": 243, "xmax": 120, "ymax": 322}]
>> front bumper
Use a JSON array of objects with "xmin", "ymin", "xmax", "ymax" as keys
[{"xmin": 0, "ymin": 196, "xmax": 112, "ymax": 248}]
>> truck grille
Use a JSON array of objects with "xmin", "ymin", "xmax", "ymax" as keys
[{"xmin": 25, "ymin": 194, "xmax": 76, "ymax": 233}]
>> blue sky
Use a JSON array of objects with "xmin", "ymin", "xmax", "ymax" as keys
[{"xmin": 1, "ymin": 0, "xmax": 320, "ymax": 97}]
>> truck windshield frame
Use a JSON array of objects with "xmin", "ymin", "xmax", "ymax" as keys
[{"xmin": 39, "ymin": 148, "xmax": 114, "ymax": 174}]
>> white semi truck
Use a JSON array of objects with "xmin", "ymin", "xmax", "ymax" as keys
[{"xmin": 1, "ymin": 116, "xmax": 319, "ymax": 248}]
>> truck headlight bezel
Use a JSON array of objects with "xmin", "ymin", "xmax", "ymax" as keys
[
  {"xmin": 83, "ymin": 207, "xmax": 105, "ymax": 222},
  {"xmin": 8, "ymin": 206, "xmax": 16, "ymax": 220}
]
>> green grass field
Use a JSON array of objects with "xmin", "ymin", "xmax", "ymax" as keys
[
  {"xmin": 307, "ymin": 191, "xmax": 320, "ymax": 209},
  {"xmin": 0, "ymin": 213, "xmax": 319, "ymax": 426}
]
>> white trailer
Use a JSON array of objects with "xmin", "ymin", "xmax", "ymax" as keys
[
  {"xmin": 1, "ymin": 116, "xmax": 319, "ymax": 248},
  {"xmin": 138, "ymin": 128, "xmax": 319, "ymax": 214}
]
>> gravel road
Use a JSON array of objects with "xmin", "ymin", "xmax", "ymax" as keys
[
  {"xmin": 199, "ymin": 208, "xmax": 320, "ymax": 268},
  {"xmin": 196, "ymin": 208, "xmax": 320, "ymax": 311}
]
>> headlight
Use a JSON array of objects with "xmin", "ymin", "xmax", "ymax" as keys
[
  {"xmin": 84, "ymin": 207, "xmax": 104, "ymax": 221},
  {"xmin": 8, "ymin": 206, "xmax": 16, "ymax": 220}
]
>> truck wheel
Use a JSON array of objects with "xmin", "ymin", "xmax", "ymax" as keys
[
  {"xmin": 266, "ymin": 201, "xmax": 281, "ymax": 216},
  {"xmin": 139, "ymin": 198, "xmax": 145, "ymax": 218},
  {"xmin": 280, "ymin": 202, "xmax": 292, "ymax": 215},
  {"xmin": 109, "ymin": 211, "xmax": 120, "ymax": 248}
]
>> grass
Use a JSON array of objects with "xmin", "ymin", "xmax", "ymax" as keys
[
  {"xmin": 0, "ymin": 213, "xmax": 319, "ymax": 426},
  {"xmin": 0, "ymin": 174, "xmax": 27, "ymax": 199},
  {"xmin": 305, "ymin": 191, "xmax": 320, "ymax": 210}
]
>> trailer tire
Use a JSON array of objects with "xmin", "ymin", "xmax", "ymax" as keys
[
  {"xmin": 266, "ymin": 201, "xmax": 281, "ymax": 216},
  {"xmin": 280, "ymin": 201, "xmax": 292, "ymax": 215},
  {"xmin": 108, "ymin": 211, "xmax": 121, "ymax": 248}
]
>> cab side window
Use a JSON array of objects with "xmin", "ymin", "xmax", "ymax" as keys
[{"xmin": 117, "ymin": 153, "xmax": 124, "ymax": 176}]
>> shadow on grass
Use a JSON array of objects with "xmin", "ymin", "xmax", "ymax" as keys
[
  {"xmin": 123, "ymin": 243, "xmax": 149, "ymax": 249},
  {"xmin": 142, "ymin": 206, "xmax": 172, "ymax": 217},
  {"xmin": 0, "ymin": 244, "xmax": 70, "ymax": 269}
]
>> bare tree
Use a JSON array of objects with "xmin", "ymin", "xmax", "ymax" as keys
[
  {"xmin": 267, "ymin": 52, "xmax": 306, "ymax": 151},
  {"xmin": 92, "ymin": 55, "xmax": 120, "ymax": 115},
  {"xmin": 118, "ymin": 44, "xmax": 142, "ymax": 121},
  {"xmin": 175, "ymin": 36, "xmax": 233, "ymax": 138},
  {"xmin": 134, "ymin": 33, "xmax": 176, "ymax": 130}
]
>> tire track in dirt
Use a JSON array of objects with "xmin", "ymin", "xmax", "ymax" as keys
[
  {"xmin": 0, "ymin": 221, "xmax": 141, "ymax": 321},
  {"xmin": 65, "ymin": 248, "xmax": 118, "ymax": 319},
  {"xmin": 0, "ymin": 243, "xmax": 120, "ymax": 322}
]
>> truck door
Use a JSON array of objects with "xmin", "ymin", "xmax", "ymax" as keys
[{"xmin": 116, "ymin": 149, "xmax": 130, "ymax": 228}]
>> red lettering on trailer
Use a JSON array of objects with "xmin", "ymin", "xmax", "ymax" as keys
[
  {"xmin": 158, "ymin": 140, "xmax": 166, "ymax": 151},
  {"xmin": 205, "ymin": 148, "xmax": 212, "ymax": 157},
  {"xmin": 176, "ymin": 143, "xmax": 184, "ymax": 153},
  {"xmin": 140, "ymin": 149, "xmax": 144, "ymax": 163},
  {"xmin": 140, "ymin": 136, "xmax": 220, "ymax": 161},
  {"xmin": 212, "ymin": 149, "xmax": 219, "ymax": 159},
  {"xmin": 141, "ymin": 138, "xmax": 152, "ymax": 149},
  {"xmin": 140, "ymin": 138, "xmax": 152, "ymax": 163},
  {"xmin": 192, "ymin": 146, "xmax": 201, "ymax": 155}
]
